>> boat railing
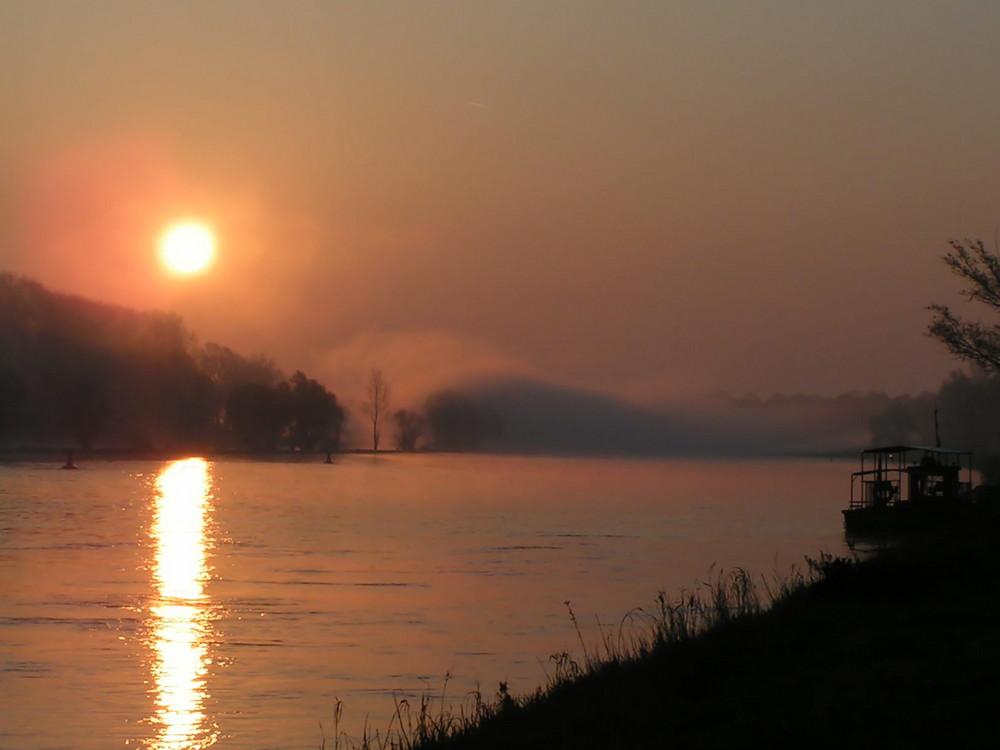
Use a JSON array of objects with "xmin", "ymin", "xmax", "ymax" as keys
[
  {"xmin": 850, "ymin": 470, "xmax": 901, "ymax": 510},
  {"xmin": 850, "ymin": 468, "xmax": 974, "ymax": 510}
]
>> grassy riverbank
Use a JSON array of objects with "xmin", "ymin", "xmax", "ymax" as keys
[{"xmin": 334, "ymin": 520, "xmax": 1000, "ymax": 749}]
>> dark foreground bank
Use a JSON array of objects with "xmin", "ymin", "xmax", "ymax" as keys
[{"xmin": 339, "ymin": 519, "xmax": 1000, "ymax": 750}]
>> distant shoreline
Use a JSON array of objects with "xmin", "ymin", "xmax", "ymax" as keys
[
  {"xmin": 0, "ymin": 446, "xmax": 419, "ymax": 464},
  {"xmin": 0, "ymin": 446, "xmax": 861, "ymax": 468}
]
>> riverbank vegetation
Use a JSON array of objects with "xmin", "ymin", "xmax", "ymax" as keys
[{"xmin": 323, "ymin": 521, "xmax": 1000, "ymax": 749}]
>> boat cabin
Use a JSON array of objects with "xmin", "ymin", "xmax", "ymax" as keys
[{"xmin": 844, "ymin": 445, "xmax": 974, "ymax": 532}]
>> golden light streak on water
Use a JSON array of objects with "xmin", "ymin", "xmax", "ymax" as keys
[{"xmin": 147, "ymin": 458, "xmax": 218, "ymax": 750}]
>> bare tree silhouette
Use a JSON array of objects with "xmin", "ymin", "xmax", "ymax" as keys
[{"xmin": 362, "ymin": 368, "xmax": 390, "ymax": 452}]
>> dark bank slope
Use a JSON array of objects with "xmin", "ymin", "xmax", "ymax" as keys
[{"xmin": 409, "ymin": 524, "xmax": 1000, "ymax": 750}]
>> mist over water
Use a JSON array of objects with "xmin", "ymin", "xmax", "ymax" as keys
[
  {"xmin": 460, "ymin": 376, "xmax": 881, "ymax": 456},
  {"xmin": 1, "ymin": 454, "xmax": 850, "ymax": 748}
]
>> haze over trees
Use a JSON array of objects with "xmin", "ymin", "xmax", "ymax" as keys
[
  {"xmin": 0, "ymin": 272, "xmax": 343, "ymax": 453},
  {"xmin": 1, "ymin": 272, "xmax": 212, "ymax": 450},
  {"xmin": 225, "ymin": 382, "xmax": 289, "ymax": 452},
  {"xmin": 198, "ymin": 342, "xmax": 282, "ymax": 428},
  {"xmin": 0, "ymin": 272, "xmax": 504, "ymax": 455},
  {"xmin": 424, "ymin": 389, "xmax": 503, "ymax": 452},
  {"xmin": 392, "ymin": 409, "xmax": 424, "ymax": 452},
  {"xmin": 0, "ymin": 268, "xmax": 926, "ymax": 458},
  {"xmin": 12, "ymin": 254, "xmax": 1000, "ymax": 461},
  {"xmin": 287, "ymin": 371, "xmax": 346, "ymax": 453}
]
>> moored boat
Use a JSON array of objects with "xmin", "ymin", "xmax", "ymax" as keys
[{"xmin": 842, "ymin": 445, "xmax": 974, "ymax": 533}]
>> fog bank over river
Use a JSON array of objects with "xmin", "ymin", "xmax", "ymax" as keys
[{"xmin": 458, "ymin": 376, "xmax": 888, "ymax": 457}]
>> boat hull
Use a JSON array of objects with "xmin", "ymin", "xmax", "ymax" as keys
[{"xmin": 842, "ymin": 500, "xmax": 970, "ymax": 534}]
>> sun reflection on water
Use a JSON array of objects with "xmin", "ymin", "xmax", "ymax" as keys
[{"xmin": 147, "ymin": 457, "xmax": 218, "ymax": 750}]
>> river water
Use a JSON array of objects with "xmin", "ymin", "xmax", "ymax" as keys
[{"xmin": 0, "ymin": 453, "xmax": 851, "ymax": 749}]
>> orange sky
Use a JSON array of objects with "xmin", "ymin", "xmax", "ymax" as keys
[{"xmin": 2, "ymin": 2, "xmax": 999, "ymax": 407}]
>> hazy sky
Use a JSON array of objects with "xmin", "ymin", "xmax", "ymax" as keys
[{"xmin": 3, "ymin": 1, "xmax": 999, "ymax": 407}]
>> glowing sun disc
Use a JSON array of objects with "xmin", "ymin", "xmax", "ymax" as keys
[{"xmin": 159, "ymin": 222, "xmax": 216, "ymax": 275}]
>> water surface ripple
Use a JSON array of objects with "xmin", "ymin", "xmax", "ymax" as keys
[{"xmin": 0, "ymin": 454, "xmax": 850, "ymax": 748}]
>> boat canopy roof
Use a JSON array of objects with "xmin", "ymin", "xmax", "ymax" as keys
[{"xmin": 862, "ymin": 445, "xmax": 970, "ymax": 456}]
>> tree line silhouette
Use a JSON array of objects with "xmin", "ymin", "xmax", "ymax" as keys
[
  {"xmin": 25, "ymin": 252, "xmax": 1000, "ymax": 461},
  {"xmin": 0, "ymin": 273, "xmax": 501, "ymax": 454}
]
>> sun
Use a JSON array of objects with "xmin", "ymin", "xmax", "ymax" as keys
[{"xmin": 158, "ymin": 221, "xmax": 216, "ymax": 275}]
